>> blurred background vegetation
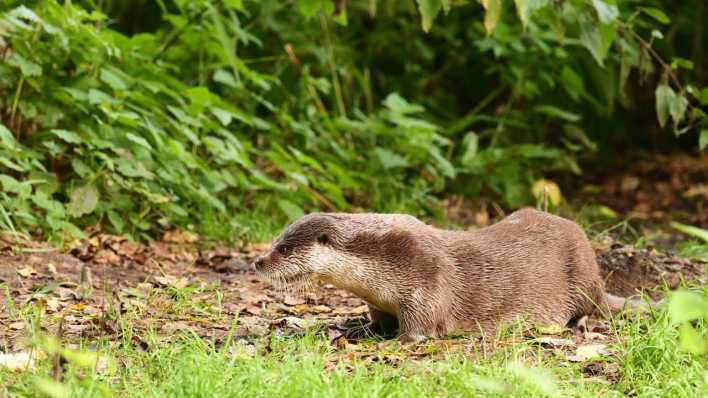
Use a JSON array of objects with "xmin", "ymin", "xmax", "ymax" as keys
[{"xmin": 0, "ymin": 0, "xmax": 706, "ymax": 243}]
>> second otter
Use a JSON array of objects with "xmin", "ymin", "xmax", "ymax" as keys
[{"xmin": 254, "ymin": 208, "xmax": 608, "ymax": 343}]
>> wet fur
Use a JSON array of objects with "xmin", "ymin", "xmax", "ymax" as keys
[{"xmin": 255, "ymin": 208, "xmax": 608, "ymax": 342}]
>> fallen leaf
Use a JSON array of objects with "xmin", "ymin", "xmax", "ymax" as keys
[
  {"xmin": 163, "ymin": 229, "xmax": 199, "ymax": 244},
  {"xmin": 312, "ymin": 305, "xmax": 332, "ymax": 313},
  {"xmin": 0, "ymin": 352, "xmax": 35, "ymax": 371},
  {"xmin": 534, "ymin": 336, "xmax": 575, "ymax": 349},
  {"xmin": 153, "ymin": 275, "xmax": 189, "ymax": 289},
  {"xmin": 94, "ymin": 249, "xmax": 121, "ymax": 264},
  {"xmin": 17, "ymin": 267, "xmax": 36, "ymax": 277},
  {"xmin": 332, "ymin": 305, "xmax": 369, "ymax": 316},
  {"xmin": 245, "ymin": 306, "xmax": 262, "ymax": 315},
  {"xmin": 568, "ymin": 344, "xmax": 611, "ymax": 362},
  {"xmin": 283, "ymin": 294, "xmax": 306, "ymax": 306}
]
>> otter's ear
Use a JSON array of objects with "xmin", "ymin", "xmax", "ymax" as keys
[{"xmin": 317, "ymin": 233, "xmax": 329, "ymax": 245}]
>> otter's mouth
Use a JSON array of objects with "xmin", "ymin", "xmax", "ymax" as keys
[
  {"xmin": 282, "ymin": 271, "xmax": 313, "ymax": 284},
  {"xmin": 262, "ymin": 270, "xmax": 314, "ymax": 285}
]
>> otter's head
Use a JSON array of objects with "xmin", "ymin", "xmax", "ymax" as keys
[{"xmin": 252, "ymin": 213, "xmax": 346, "ymax": 285}]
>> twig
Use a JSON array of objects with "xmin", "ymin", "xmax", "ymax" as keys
[
  {"xmin": 284, "ymin": 43, "xmax": 329, "ymax": 115},
  {"xmin": 304, "ymin": 186, "xmax": 337, "ymax": 212}
]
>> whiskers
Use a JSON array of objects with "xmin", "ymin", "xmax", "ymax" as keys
[{"xmin": 262, "ymin": 271, "xmax": 316, "ymax": 300}]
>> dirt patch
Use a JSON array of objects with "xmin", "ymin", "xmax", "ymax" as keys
[
  {"xmin": 598, "ymin": 244, "xmax": 706, "ymax": 300},
  {"xmin": 578, "ymin": 153, "xmax": 708, "ymax": 228}
]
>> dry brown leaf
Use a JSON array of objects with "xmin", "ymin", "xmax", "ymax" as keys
[
  {"xmin": 312, "ymin": 305, "xmax": 332, "ymax": 313},
  {"xmin": 163, "ymin": 229, "xmax": 199, "ymax": 244},
  {"xmin": 17, "ymin": 267, "xmax": 36, "ymax": 277},
  {"xmin": 245, "ymin": 305, "xmax": 262, "ymax": 315},
  {"xmin": 94, "ymin": 249, "xmax": 121, "ymax": 264},
  {"xmin": 154, "ymin": 275, "xmax": 189, "ymax": 289},
  {"xmin": 283, "ymin": 294, "xmax": 306, "ymax": 306},
  {"xmin": 535, "ymin": 336, "xmax": 575, "ymax": 349},
  {"xmin": 568, "ymin": 344, "xmax": 611, "ymax": 362},
  {"xmin": 332, "ymin": 305, "xmax": 369, "ymax": 316},
  {"xmin": 0, "ymin": 352, "xmax": 36, "ymax": 371}
]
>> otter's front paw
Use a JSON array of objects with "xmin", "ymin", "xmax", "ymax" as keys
[{"xmin": 398, "ymin": 332, "xmax": 427, "ymax": 344}]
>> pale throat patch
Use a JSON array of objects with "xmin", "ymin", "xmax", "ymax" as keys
[{"xmin": 303, "ymin": 243, "xmax": 397, "ymax": 313}]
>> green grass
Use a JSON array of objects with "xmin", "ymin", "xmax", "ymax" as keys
[{"xmin": 2, "ymin": 298, "xmax": 707, "ymax": 398}]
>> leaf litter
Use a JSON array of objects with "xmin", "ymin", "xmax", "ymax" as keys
[{"xmin": 0, "ymin": 229, "xmax": 704, "ymax": 386}]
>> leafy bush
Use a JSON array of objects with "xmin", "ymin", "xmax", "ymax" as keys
[{"xmin": 0, "ymin": 0, "xmax": 706, "ymax": 242}]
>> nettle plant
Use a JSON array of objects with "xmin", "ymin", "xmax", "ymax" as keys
[
  {"xmin": 0, "ymin": 0, "xmax": 706, "ymax": 242},
  {"xmin": 0, "ymin": 1, "xmax": 454, "ymax": 242}
]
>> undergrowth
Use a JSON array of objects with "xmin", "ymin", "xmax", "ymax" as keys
[{"xmin": 1, "ymin": 1, "xmax": 706, "ymax": 244}]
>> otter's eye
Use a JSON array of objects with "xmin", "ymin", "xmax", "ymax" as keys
[
  {"xmin": 278, "ymin": 245, "xmax": 289, "ymax": 255},
  {"xmin": 317, "ymin": 234, "xmax": 329, "ymax": 245}
]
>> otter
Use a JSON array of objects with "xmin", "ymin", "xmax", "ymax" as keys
[{"xmin": 253, "ymin": 208, "xmax": 610, "ymax": 343}]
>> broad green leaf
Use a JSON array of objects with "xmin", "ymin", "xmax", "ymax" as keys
[
  {"xmin": 32, "ymin": 192, "xmax": 65, "ymax": 218},
  {"xmin": 655, "ymin": 84, "xmax": 673, "ymax": 128},
  {"xmin": 0, "ymin": 123, "xmax": 15, "ymax": 146},
  {"xmin": 71, "ymin": 159, "xmax": 92, "ymax": 178},
  {"xmin": 668, "ymin": 290, "xmax": 708, "ymax": 324},
  {"xmin": 126, "ymin": 133, "xmax": 152, "ymax": 150},
  {"xmin": 513, "ymin": 0, "xmax": 550, "ymax": 28},
  {"xmin": 67, "ymin": 185, "xmax": 99, "ymax": 217},
  {"xmin": 591, "ymin": 0, "xmax": 618, "ymax": 24},
  {"xmin": 669, "ymin": 93, "xmax": 688, "ymax": 131},
  {"xmin": 480, "ymin": 0, "xmax": 502, "ymax": 36},
  {"xmin": 12, "ymin": 5, "xmax": 41, "ymax": 23},
  {"xmin": 50, "ymin": 129, "xmax": 81, "ymax": 144},
  {"xmin": 560, "ymin": 67, "xmax": 584, "ymax": 100},
  {"xmin": 0, "ymin": 175, "xmax": 24, "ymax": 193},
  {"xmin": 88, "ymin": 88, "xmax": 115, "ymax": 105},
  {"xmin": 8, "ymin": 53, "xmax": 41, "ymax": 76},
  {"xmin": 461, "ymin": 132, "xmax": 479, "ymax": 166},
  {"xmin": 373, "ymin": 147, "xmax": 409, "ymax": 169},
  {"xmin": 278, "ymin": 200, "xmax": 305, "ymax": 221},
  {"xmin": 579, "ymin": 21, "xmax": 616, "ymax": 66},
  {"xmin": 100, "ymin": 67, "xmax": 127, "ymax": 90},
  {"xmin": 214, "ymin": 69, "xmax": 239, "ymax": 88},
  {"xmin": 700, "ymin": 130, "xmax": 708, "ymax": 150},
  {"xmin": 297, "ymin": 0, "xmax": 321, "ymax": 19},
  {"xmin": 383, "ymin": 93, "xmax": 424, "ymax": 114},
  {"xmin": 224, "ymin": 0, "xmax": 245, "ymax": 11},
  {"xmin": 416, "ymin": 0, "xmax": 442, "ymax": 32},
  {"xmin": 211, "ymin": 107, "xmax": 233, "ymax": 126},
  {"xmin": 441, "ymin": 0, "xmax": 452, "ymax": 13},
  {"xmin": 671, "ymin": 57, "xmax": 694, "ymax": 70},
  {"xmin": 695, "ymin": 87, "xmax": 708, "ymax": 105},
  {"xmin": 640, "ymin": 7, "xmax": 670, "ymax": 24}
]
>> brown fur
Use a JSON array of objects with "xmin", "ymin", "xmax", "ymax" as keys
[{"xmin": 254, "ymin": 208, "xmax": 609, "ymax": 342}]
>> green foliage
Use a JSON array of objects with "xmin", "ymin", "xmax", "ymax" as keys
[{"xmin": 0, "ymin": 0, "xmax": 706, "ymax": 242}]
